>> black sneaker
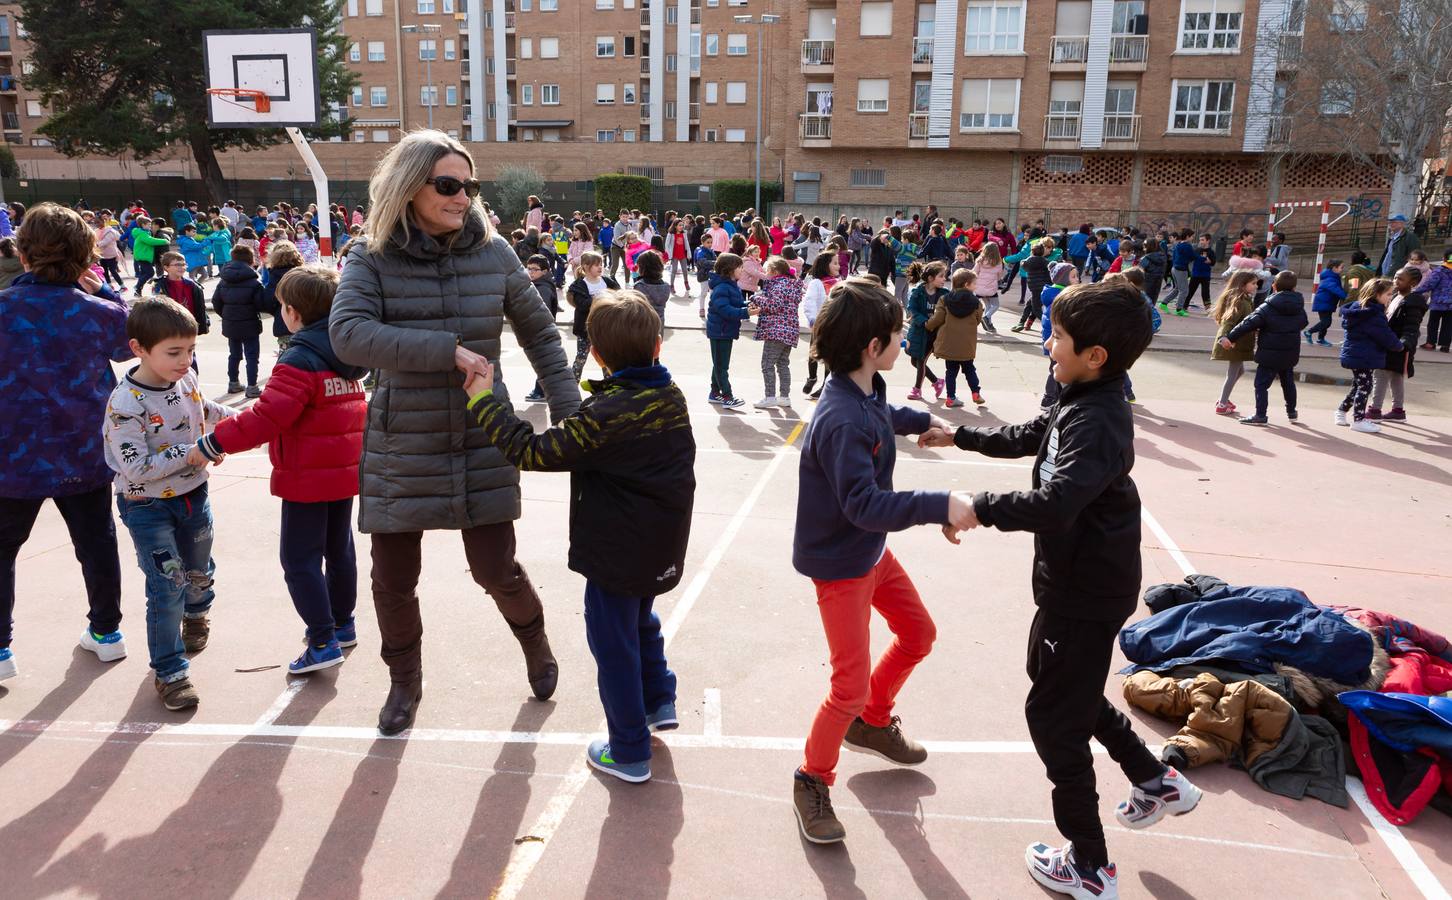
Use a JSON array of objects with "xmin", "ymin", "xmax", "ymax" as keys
[
  {"xmin": 1238, "ymin": 415, "xmax": 1268, "ymax": 426},
  {"xmin": 801, "ymin": 377, "xmax": 817, "ymax": 395},
  {"xmin": 793, "ymin": 770, "xmax": 846, "ymax": 844},
  {"xmin": 523, "ymin": 389, "xmax": 545, "ymax": 402}
]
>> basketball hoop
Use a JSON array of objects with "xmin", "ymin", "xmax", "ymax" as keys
[{"xmin": 206, "ymin": 87, "xmax": 271, "ymax": 114}]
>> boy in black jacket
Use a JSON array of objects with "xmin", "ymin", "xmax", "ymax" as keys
[
  {"xmin": 1221, "ymin": 270, "xmax": 1308, "ymax": 426},
  {"xmin": 461, "ymin": 289, "xmax": 694, "ymax": 785},
  {"xmin": 921, "ymin": 281, "xmax": 1201, "ymax": 900},
  {"xmin": 212, "ymin": 244, "xmax": 268, "ymax": 396}
]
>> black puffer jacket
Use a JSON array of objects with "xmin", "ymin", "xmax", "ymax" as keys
[
  {"xmin": 265, "ymin": 262, "xmax": 299, "ymax": 338},
  {"xmin": 566, "ymin": 274, "xmax": 621, "ymax": 339},
  {"xmin": 1226, "ymin": 290, "xmax": 1309, "ymax": 370},
  {"xmin": 211, "ymin": 261, "xmax": 267, "ymax": 339},
  {"xmin": 1022, "ymin": 254, "xmax": 1052, "ymax": 295},
  {"xmin": 1382, "ymin": 291, "xmax": 1427, "ymax": 377}
]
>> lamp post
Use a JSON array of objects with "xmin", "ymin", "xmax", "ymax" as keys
[
  {"xmin": 402, "ymin": 23, "xmax": 443, "ymax": 130},
  {"xmin": 734, "ymin": 14, "xmax": 779, "ymax": 216}
]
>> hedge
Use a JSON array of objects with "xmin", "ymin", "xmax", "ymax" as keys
[
  {"xmin": 710, "ymin": 179, "xmax": 783, "ymax": 217},
  {"xmin": 594, "ymin": 174, "xmax": 653, "ymax": 216}
]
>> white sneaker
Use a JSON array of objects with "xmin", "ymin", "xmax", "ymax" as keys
[
  {"xmin": 1350, "ymin": 419, "xmax": 1381, "ymax": 433},
  {"xmin": 777, "ymin": 397, "xmax": 792, "ymax": 409},
  {"xmin": 1334, "ymin": 409, "xmax": 1349, "ymax": 426},
  {"xmin": 1115, "ymin": 767, "xmax": 1202, "ymax": 829},
  {"xmin": 754, "ymin": 396, "xmax": 778, "ymax": 409},
  {"xmin": 0, "ymin": 648, "xmax": 16, "ymax": 682},
  {"xmin": 78, "ymin": 629, "xmax": 128, "ymax": 663}
]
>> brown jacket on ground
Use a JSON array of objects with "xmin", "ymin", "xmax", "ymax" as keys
[
  {"xmin": 926, "ymin": 290, "xmax": 982, "ymax": 361},
  {"xmin": 1123, "ymin": 671, "xmax": 1292, "ymax": 768}
]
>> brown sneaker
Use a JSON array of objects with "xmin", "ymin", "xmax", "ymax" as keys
[
  {"xmin": 793, "ymin": 770, "xmax": 846, "ymax": 844},
  {"xmin": 843, "ymin": 715, "xmax": 928, "ymax": 766},
  {"xmin": 181, "ymin": 615, "xmax": 210, "ymax": 653},
  {"xmin": 155, "ymin": 675, "xmax": 200, "ymax": 711}
]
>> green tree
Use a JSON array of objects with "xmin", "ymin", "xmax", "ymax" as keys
[
  {"xmin": 19, "ymin": 1, "xmax": 357, "ymax": 205},
  {"xmin": 495, "ymin": 164, "xmax": 545, "ymax": 227}
]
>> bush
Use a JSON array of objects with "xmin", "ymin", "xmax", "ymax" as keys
[
  {"xmin": 0, "ymin": 145, "xmax": 17, "ymax": 180},
  {"xmin": 495, "ymin": 164, "xmax": 546, "ymax": 227},
  {"xmin": 710, "ymin": 179, "xmax": 782, "ymax": 217},
  {"xmin": 594, "ymin": 174, "xmax": 653, "ymax": 216}
]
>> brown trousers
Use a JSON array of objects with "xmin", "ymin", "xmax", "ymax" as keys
[{"xmin": 370, "ymin": 522, "xmax": 545, "ymax": 683}]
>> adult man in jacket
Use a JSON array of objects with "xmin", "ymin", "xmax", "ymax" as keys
[{"xmin": 1378, "ymin": 213, "xmax": 1420, "ymax": 276}]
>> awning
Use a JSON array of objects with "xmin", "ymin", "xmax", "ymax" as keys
[{"xmin": 514, "ymin": 120, "xmax": 573, "ymax": 127}]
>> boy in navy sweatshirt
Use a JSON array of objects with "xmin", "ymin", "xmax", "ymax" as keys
[
  {"xmin": 923, "ymin": 280, "xmax": 1201, "ymax": 900},
  {"xmin": 791, "ymin": 276, "xmax": 973, "ymax": 845},
  {"xmin": 1160, "ymin": 230, "xmax": 1197, "ymax": 315}
]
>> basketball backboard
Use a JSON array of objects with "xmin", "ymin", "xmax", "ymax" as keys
[{"xmin": 202, "ymin": 29, "xmax": 320, "ymax": 129}]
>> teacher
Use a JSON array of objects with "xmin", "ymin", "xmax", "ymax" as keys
[{"xmin": 331, "ymin": 130, "xmax": 581, "ymax": 735}]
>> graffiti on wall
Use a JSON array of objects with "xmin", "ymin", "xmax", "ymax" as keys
[
  {"xmin": 1144, "ymin": 198, "xmax": 1261, "ymax": 240},
  {"xmin": 1344, "ymin": 194, "xmax": 1384, "ymax": 219}
]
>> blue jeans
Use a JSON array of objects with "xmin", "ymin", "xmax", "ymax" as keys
[
  {"xmin": 583, "ymin": 580, "xmax": 676, "ymax": 764},
  {"xmin": 945, "ymin": 359, "xmax": 980, "ymax": 397},
  {"xmin": 116, "ymin": 483, "xmax": 216, "ymax": 681},
  {"xmin": 227, "ymin": 335, "xmax": 261, "ymax": 386}
]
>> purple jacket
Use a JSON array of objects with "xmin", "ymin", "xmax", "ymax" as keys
[{"xmin": 1416, "ymin": 265, "xmax": 1452, "ymax": 312}]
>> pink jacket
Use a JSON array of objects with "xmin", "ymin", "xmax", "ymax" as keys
[
  {"xmin": 736, "ymin": 255, "xmax": 765, "ymax": 292},
  {"xmin": 972, "ymin": 262, "xmax": 1003, "ymax": 297}
]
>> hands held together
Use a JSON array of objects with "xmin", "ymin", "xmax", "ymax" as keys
[
  {"xmin": 455, "ymin": 346, "xmax": 496, "ymax": 398},
  {"xmin": 185, "ymin": 446, "xmax": 225, "ymax": 468},
  {"xmin": 918, "ymin": 419, "xmax": 979, "ymax": 543}
]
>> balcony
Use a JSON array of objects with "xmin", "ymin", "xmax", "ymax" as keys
[
  {"xmin": 641, "ymin": 8, "xmax": 651, "ymax": 26},
  {"xmin": 506, "ymin": 59, "xmax": 517, "ymax": 78},
  {"xmin": 0, "ymin": 75, "xmax": 15, "ymax": 92},
  {"xmin": 1109, "ymin": 34, "xmax": 1148, "ymax": 67},
  {"xmin": 3, "ymin": 111, "xmax": 18, "ymax": 130},
  {"xmin": 912, "ymin": 37, "xmax": 934, "ymax": 67},
  {"xmin": 640, "ymin": 105, "xmax": 649, "ymax": 122},
  {"xmin": 908, "ymin": 113, "xmax": 930, "ymax": 139},
  {"xmin": 801, "ymin": 39, "xmax": 834, "ymax": 70},
  {"xmin": 461, "ymin": 59, "xmax": 470, "ymax": 76},
  {"xmin": 1277, "ymin": 33, "xmax": 1302, "ymax": 68},
  {"xmin": 799, "ymin": 112, "xmax": 832, "ymax": 142},
  {"xmin": 1103, "ymin": 113, "xmax": 1141, "ymax": 143},
  {"xmin": 640, "ymin": 57, "xmax": 650, "ymax": 74},
  {"xmin": 1044, "ymin": 113, "xmax": 1081, "ymax": 141},
  {"xmin": 1050, "ymin": 35, "xmax": 1088, "ymax": 66},
  {"xmin": 1268, "ymin": 115, "xmax": 1291, "ymax": 145},
  {"xmin": 504, "ymin": 12, "xmax": 515, "ymax": 31},
  {"xmin": 689, "ymin": 101, "xmax": 699, "ymax": 121}
]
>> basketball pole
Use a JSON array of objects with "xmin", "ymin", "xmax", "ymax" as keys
[{"xmin": 285, "ymin": 126, "xmax": 332, "ymax": 265}]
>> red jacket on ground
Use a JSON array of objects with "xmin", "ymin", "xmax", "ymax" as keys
[{"xmin": 200, "ymin": 318, "xmax": 367, "ymax": 503}]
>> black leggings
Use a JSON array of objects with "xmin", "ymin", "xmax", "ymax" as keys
[
  {"xmin": 1019, "ymin": 286, "xmax": 1044, "ymax": 327},
  {"xmin": 911, "ymin": 354, "xmax": 939, "ymax": 389},
  {"xmin": 98, "ymin": 257, "xmax": 124, "ymax": 286},
  {"xmin": 1187, "ymin": 276, "xmax": 1212, "ymax": 306},
  {"xmin": 1307, "ymin": 310, "xmax": 1333, "ymax": 340}
]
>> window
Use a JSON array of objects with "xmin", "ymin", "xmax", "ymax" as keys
[
  {"xmin": 367, "ymin": 41, "xmax": 385, "ymax": 62},
  {"xmin": 444, "ymin": 39, "xmax": 456, "ymax": 60},
  {"xmin": 353, "ymin": 130, "xmax": 365, "ymax": 142},
  {"xmin": 726, "ymin": 81, "xmax": 746, "ymax": 104},
  {"xmin": 690, "ymin": 31, "xmax": 701, "ymax": 71},
  {"xmin": 959, "ymin": 78, "xmax": 1020, "ymax": 129},
  {"xmin": 705, "ymin": 33, "xmax": 719, "ymax": 55},
  {"xmin": 541, "ymin": 0, "xmax": 558, "ymax": 9},
  {"xmin": 1105, "ymin": 83, "xmax": 1136, "ymax": 114},
  {"xmin": 860, "ymin": 1, "xmax": 893, "ymax": 36},
  {"xmin": 370, "ymin": 86, "xmax": 388, "ymax": 106},
  {"xmin": 366, "ymin": 0, "xmax": 382, "ymax": 13},
  {"xmin": 856, "ymin": 78, "xmax": 889, "ymax": 112},
  {"xmin": 597, "ymin": 129, "xmax": 617, "ymax": 142},
  {"xmin": 349, "ymin": 43, "xmax": 361, "ymax": 62},
  {"xmin": 623, "ymin": 84, "xmax": 637, "ymax": 104},
  {"xmin": 1047, "ymin": 81, "xmax": 1083, "ymax": 137},
  {"xmin": 25, "ymin": 99, "xmax": 42, "ymax": 117},
  {"xmin": 520, "ymin": 84, "xmax": 533, "ymax": 105},
  {"xmin": 964, "ymin": 0, "xmax": 1022, "ymax": 52},
  {"xmin": 727, "ymin": 33, "xmax": 747, "ymax": 55},
  {"xmin": 667, "ymin": 54, "xmax": 677, "ymax": 72},
  {"xmin": 597, "ymin": 36, "xmax": 615, "ymax": 57},
  {"xmin": 912, "ymin": 79, "xmax": 931, "ymax": 113},
  {"xmin": 446, "ymin": 85, "xmax": 459, "ymax": 106},
  {"xmin": 419, "ymin": 40, "xmax": 436, "ymax": 60},
  {"xmin": 624, "ymin": 36, "xmax": 636, "ymax": 56},
  {"xmin": 520, "ymin": 0, "xmax": 531, "ymax": 9},
  {"xmin": 420, "ymin": 85, "xmax": 438, "ymax": 106},
  {"xmin": 540, "ymin": 37, "xmax": 559, "ymax": 58},
  {"xmin": 705, "ymin": 81, "xmax": 719, "ymax": 103},
  {"xmin": 521, "ymin": 39, "xmax": 533, "ymax": 58},
  {"xmin": 1178, "ymin": 0, "xmax": 1243, "ymax": 51},
  {"xmin": 725, "ymin": 128, "xmax": 747, "ymax": 142},
  {"xmin": 851, "ymin": 168, "xmax": 887, "ymax": 188},
  {"xmin": 418, "ymin": 0, "xmax": 434, "ymax": 11},
  {"xmin": 447, "ymin": 128, "xmax": 459, "ymax": 138},
  {"xmin": 1319, "ymin": 81, "xmax": 1354, "ymax": 115},
  {"xmin": 443, "ymin": 0, "xmax": 454, "ymax": 10},
  {"xmin": 596, "ymin": 83, "xmax": 616, "ymax": 104},
  {"xmin": 487, "ymin": 102, "xmax": 496, "ymax": 119},
  {"xmin": 347, "ymin": 0, "xmax": 357, "ymax": 14},
  {"xmin": 351, "ymin": 86, "xmax": 364, "ymax": 106},
  {"xmin": 542, "ymin": 84, "xmax": 559, "ymax": 104},
  {"xmin": 704, "ymin": 129, "xmax": 718, "ymax": 141},
  {"xmin": 1112, "ymin": 0, "xmax": 1145, "ymax": 32},
  {"xmin": 667, "ymin": 5, "xmax": 678, "ymax": 23},
  {"xmin": 666, "ymin": 100, "xmax": 677, "ymax": 118},
  {"xmin": 372, "ymin": 130, "xmax": 392, "ymax": 141},
  {"xmin": 1330, "ymin": 0, "xmax": 1366, "ymax": 31},
  {"xmin": 623, "ymin": 129, "xmax": 637, "ymax": 142},
  {"xmin": 1170, "ymin": 79, "xmax": 1234, "ymax": 131}
]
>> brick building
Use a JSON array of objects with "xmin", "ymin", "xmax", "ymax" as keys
[{"xmin": 0, "ymin": 0, "xmax": 1402, "ymax": 239}]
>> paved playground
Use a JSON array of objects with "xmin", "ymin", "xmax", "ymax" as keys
[{"xmin": 3, "ymin": 284, "xmax": 1450, "ymax": 899}]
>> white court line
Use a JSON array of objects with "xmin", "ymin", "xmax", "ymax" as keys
[
  {"xmin": 695, "ymin": 446, "xmax": 1033, "ymax": 469},
  {"xmin": 492, "ymin": 419, "xmax": 807, "ymax": 900},
  {"xmin": 702, "ymin": 689, "xmax": 722, "ymax": 739},
  {"xmin": 1141, "ymin": 501, "xmax": 1448, "ymax": 899},
  {"xmin": 252, "ymin": 679, "xmax": 307, "ymax": 728}
]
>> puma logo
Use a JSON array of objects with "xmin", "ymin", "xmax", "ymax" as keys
[{"xmin": 1043, "ymin": 639, "xmax": 1059, "ymax": 653}]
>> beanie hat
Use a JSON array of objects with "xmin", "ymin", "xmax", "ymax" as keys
[{"xmin": 1051, "ymin": 262, "xmax": 1075, "ymax": 286}]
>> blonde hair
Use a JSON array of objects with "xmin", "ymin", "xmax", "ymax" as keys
[
  {"xmin": 1212, "ymin": 271, "xmax": 1258, "ymax": 323},
  {"xmin": 574, "ymin": 249, "xmax": 604, "ymax": 279},
  {"xmin": 267, "ymin": 239, "xmax": 304, "ymax": 269},
  {"xmin": 950, "ymin": 268, "xmax": 977, "ymax": 291},
  {"xmin": 1359, "ymin": 278, "xmax": 1394, "ymax": 306},
  {"xmin": 363, "ymin": 129, "xmax": 492, "ymax": 254},
  {"xmin": 977, "ymin": 242, "xmax": 1002, "ymax": 267}
]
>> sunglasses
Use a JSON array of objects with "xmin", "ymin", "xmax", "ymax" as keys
[{"xmin": 426, "ymin": 176, "xmax": 481, "ymax": 198}]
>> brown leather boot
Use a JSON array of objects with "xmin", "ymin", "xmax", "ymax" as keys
[
  {"xmin": 378, "ymin": 679, "xmax": 422, "ymax": 736},
  {"xmin": 511, "ymin": 614, "xmax": 558, "ymax": 701}
]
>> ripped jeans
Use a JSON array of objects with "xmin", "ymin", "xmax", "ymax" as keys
[{"xmin": 117, "ymin": 483, "xmax": 216, "ymax": 682}]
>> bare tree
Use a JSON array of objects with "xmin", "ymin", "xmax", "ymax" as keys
[{"xmin": 1272, "ymin": 0, "xmax": 1452, "ymax": 218}]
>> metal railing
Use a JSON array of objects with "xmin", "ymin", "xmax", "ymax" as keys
[
  {"xmin": 801, "ymin": 39, "xmax": 835, "ymax": 66},
  {"xmin": 640, "ymin": 105, "xmax": 650, "ymax": 122},
  {"xmin": 1268, "ymin": 115, "xmax": 1292, "ymax": 144},
  {"xmin": 689, "ymin": 101, "xmax": 700, "ymax": 120},
  {"xmin": 799, "ymin": 113, "xmax": 832, "ymax": 140},
  {"xmin": 1277, "ymin": 33, "xmax": 1302, "ymax": 66},
  {"xmin": 909, "ymin": 113, "xmax": 930, "ymax": 138},
  {"xmin": 640, "ymin": 57, "xmax": 650, "ymax": 74},
  {"xmin": 1109, "ymin": 34, "xmax": 1148, "ymax": 63},
  {"xmin": 2, "ymin": 112, "xmax": 18, "ymax": 130},
  {"xmin": 1050, "ymin": 35, "xmax": 1089, "ymax": 64},
  {"xmin": 912, "ymin": 37, "xmax": 933, "ymax": 64},
  {"xmin": 1044, "ymin": 113, "xmax": 1081, "ymax": 140},
  {"xmin": 504, "ymin": 12, "xmax": 515, "ymax": 29},
  {"xmin": 460, "ymin": 59, "xmax": 471, "ymax": 76},
  {"xmin": 1102, "ymin": 113, "xmax": 1141, "ymax": 141}
]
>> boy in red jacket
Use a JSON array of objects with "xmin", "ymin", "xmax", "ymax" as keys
[{"xmin": 196, "ymin": 265, "xmax": 367, "ymax": 674}]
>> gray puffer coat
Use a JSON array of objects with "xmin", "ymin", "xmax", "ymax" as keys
[{"xmin": 330, "ymin": 207, "xmax": 581, "ymax": 533}]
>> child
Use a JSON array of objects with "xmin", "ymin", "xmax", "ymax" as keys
[
  {"xmin": 922, "ymin": 280, "xmax": 1198, "ymax": 899},
  {"xmin": 265, "ymin": 241, "xmax": 304, "ymax": 352},
  {"xmin": 926, "ymin": 268, "xmax": 985, "ymax": 407},
  {"xmin": 791, "ymin": 276, "xmax": 971, "ymax": 844},
  {"xmin": 129, "ymin": 217, "xmax": 170, "ymax": 297},
  {"xmin": 461, "ymin": 291, "xmax": 694, "ymax": 783},
  {"xmin": 568, "ymin": 222, "xmax": 595, "ymax": 273},
  {"xmin": 692, "ymin": 236, "xmax": 719, "ymax": 318},
  {"xmin": 950, "ymin": 244, "xmax": 973, "ymax": 277},
  {"xmin": 706, "ymin": 252, "xmax": 755, "ymax": 410},
  {"xmin": 1417, "ymin": 249, "xmax": 1452, "ymax": 352},
  {"xmin": 235, "ymin": 226, "xmax": 260, "ymax": 263},
  {"xmin": 1342, "ymin": 249, "xmax": 1376, "ymax": 303},
  {"xmin": 632, "ymin": 249, "xmax": 672, "ymax": 334},
  {"xmin": 1080, "ymin": 236, "xmax": 1108, "ymax": 284},
  {"xmin": 1209, "ymin": 271, "xmax": 1259, "ymax": 415},
  {"xmin": 521, "ymin": 253, "xmax": 563, "ymax": 403},
  {"xmin": 1138, "ymin": 238, "xmax": 1167, "ymax": 302},
  {"xmin": 1306, "ymin": 260, "xmax": 1346, "ymax": 346},
  {"xmin": 1188, "ymin": 234, "xmax": 1217, "ymax": 311},
  {"xmin": 891, "ymin": 228, "xmax": 921, "ymax": 304},
  {"xmin": 1040, "ymin": 263, "xmax": 1078, "ymax": 408},
  {"xmin": 152, "ymin": 252, "xmax": 209, "ymax": 339},
  {"xmin": 1161, "ymin": 229, "xmax": 1195, "ymax": 313},
  {"xmin": 212, "ymin": 245, "xmax": 268, "ymax": 397},
  {"xmin": 736, "ymin": 244, "xmax": 766, "ymax": 298},
  {"xmin": 800, "ymin": 250, "xmax": 839, "ymax": 399},
  {"xmin": 566, "ymin": 251, "xmax": 620, "ymax": 381},
  {"xmin": 1013, "ymin": 243, "xmax": 1052, "ymax": 333},
  {"xmin": 0, "ymin": 236, "xmax": 21, "ymax": 289},
  {"xmin": 1337, "ymin": 279, "xmax": 1406, "ymax": 433},
  {"xmin": 197, "ymin": 266, "xmax": 367, "ymax": 675},
  {"xmin": 1368, "ymin": 267, "xmax": 1429, "ymax": 422},
  {"xmin": 104, "ymin": 298, "xmax": 236, "ymax": 710},
  {"xmin": 904, "ymin": 261, "xmax": 948, "ymax": 400},
  {"xmin": 294, "ymin": 224, "xmax": 320, "ymax": 263},
  {"xmin": 1221, "ymin": 271, "xmax": 1307, "ymax": 426},
  {"xmin": 973, "ymin": 242, "xmax": 1004, "ymax": 334},
  {"xmin": 208, "ymin": 218, "xmax": 233, "ymax": 277},
  {"xmin": 177, "ymin": 224, "xmax": 211, "ymax": 282},
  {"xmin": 752, "ymin": 257, "xmax": 804, "ymax": 409}
]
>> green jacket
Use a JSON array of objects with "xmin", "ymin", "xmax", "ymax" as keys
[
  {"xmin": 1342, "ymin": 264, "xmax": 1376, "ymax": 304},
  {"xmin": 131, "ymin": 228, "xmax": 170, "ymax": 264}
]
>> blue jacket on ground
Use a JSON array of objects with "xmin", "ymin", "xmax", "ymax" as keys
[
  {"xmin": 0, "ymin": 274, "xmax": 131, "ymax": 498},
  {"xmin": 1312, "ymin": 268, "xmax": 1347, "ymax": 312},
  {"xmin": 1119, "ymin": 584, "xmax": 1375, "ymax": 686},
  {"xmin": 1171, "ymin": 240, "xmax": 1196, "ymax": 271},
  {"xmin": 1341, "ymin": 691, "xmax": 1452, "ymax": 757},
  {"xmin": 1339, "ymin": 302, "xmax": 1404, "ymax": 369},
  {"xmin": 792, "ymin": 372, "xmax": 949, "ymax": 580},
  {"xmin": 178, "ymin": 234, "xmax": 210, "ymax": 269},
  {"xmin": 706, "ymin": 272, "xmax": 751, "ymax": 340},
  {"xmin": 1226, "ymin": 290, "xmax": 1307, "ymax": 370}
]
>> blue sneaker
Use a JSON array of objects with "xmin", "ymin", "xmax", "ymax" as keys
[
  {"xmin": 0, "ymin": 647, "xmax": 16, "ymax": 682},
  {"xmin": 586, "ymin": 739, "xmax": 651, "ymax": 783},
  {"xmin": 334, "ymin": 621, "xmax": 358, "ymax": 648},
  {"xmin": 646, "ymin": 702, "xmax": 679, "ymax": 732},
  {"xmin": 289, "ymin": 640, "xmax": 344, "ymax": 675}
]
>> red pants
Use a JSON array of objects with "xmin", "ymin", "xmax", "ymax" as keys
[{"xmin": 802, "ymin": 549, "xmax": 936, "ymax": 784}]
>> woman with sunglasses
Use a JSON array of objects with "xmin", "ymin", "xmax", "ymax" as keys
[{"xmin": 330, "ymin": 130, "xmax": 582, "ymax": 736}]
